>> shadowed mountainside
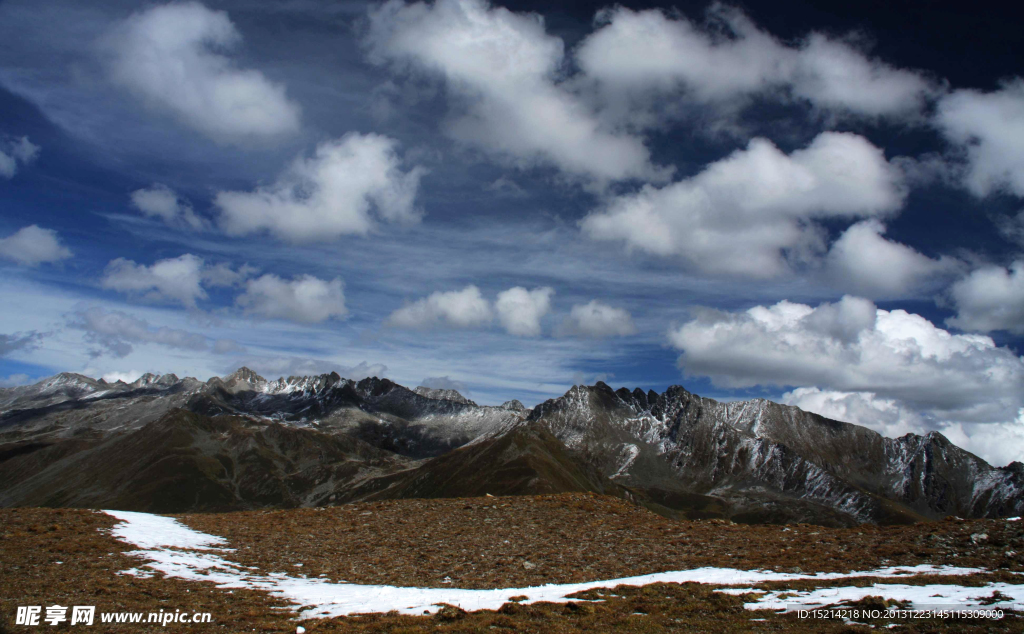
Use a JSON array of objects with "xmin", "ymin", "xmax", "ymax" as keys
[{"xmin": 1, "ymin": 369, "xmax": 1021, "ymax": 525}]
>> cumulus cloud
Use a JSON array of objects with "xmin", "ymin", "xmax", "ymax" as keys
[
  {"xmin": 101, "ymin": 370, "xmax": 145, "ymax": 383},
  {"xmin": 104, "ymin": 1, "xmax": 300, "ymax": 140},
  {"xmin": 69, "ymin": 305, "xmax": 208, "ymax": 358},
  {"xmin": 668, "ymin": 296, "xmax": 1024, "ymax": 424},
  {"xmin": 215, "ymin": 133, "xmax": 424, "ymax": 242},
  {"xmin": 791, "ymin": 34, "xmax": 935, "ymax": 118},
  {"xmin": 494, "ymin": 286, "xmax": 553, "ymax": 336},
  {"xmin": 0, "ymin": 373, "xmax": 32, "ymax": 387},
  {"xmin": 782, "ymin": 387, "xmax": 927, "ymax": 439},
  {"xmin": 825, "ymin": 219, "xmax": 956, "ymax": 297},
  {"xmin": 201, "ymin": 262, "xmax": 257, "ymax": 287},
  {"xmin": 130, "ymin": 184, "xmax": 207, "ymax": 230},
  {"xmin": 783, "ymin": 387, "xmax": 1024, "ymax": 467},
  {"xmin": 101, "ymin": 254, "xmax": 207, "ymax": 307},
  {"xmin": 581, "ymin": 132, "xmax": 905, "ymax": 277},
  {"xmin": 0, "ymin": 331, "xmax": 43, "ymax": 356},
  {"xmin": 387, "ymin": 285, "xmax": 493, "ymax": 330},
  {"xmin": 236, "ymin": 274, "xmax": 347, "ymax": 324},
  {"xmin": 576, "ymin": 6, "xmax": 934, "ymax": 126},
  {"xmin": 100, "ymin": 255, "xmax": 256, "ymax": 307},
  {"xmin": 557, "ymin": 300, "xmax": 637, "ymax": 338},
  {"xmin": 937, "ymin": 417, "xmax": 1024, "ymax": 468},
  {"xmin": 0, "ymin": 136, "xmax": 40, "ymax": 179},
  {"xmin": 936, "ymin": 80, "xmax": 1024, "ymax": 197},
  {"xmin": 366, "ymin": 0, "xmax": 664, "ymax": 182},
  {"xmin": 947, "ymin": 261, "xmax": 1024, "ymax": 334},
  {"xmin": 0, "ymin": 225, "xmax": 73, "ymax": 266}
]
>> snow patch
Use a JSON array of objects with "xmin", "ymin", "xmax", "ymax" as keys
[
  {"xmin": 740, "ymin": 582, "xmax": 1024, "ymax": 612},
  {"xmin": 105, "ymin": 510, "xmax": 231, "ymax": 551}
]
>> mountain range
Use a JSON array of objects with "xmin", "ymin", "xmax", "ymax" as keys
[{"xmin": 1, "ymin": 368, "xmax": 1021, "ymax": 526}]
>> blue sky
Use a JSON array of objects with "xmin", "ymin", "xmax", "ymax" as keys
[{"xmin": 1, "ymin": 0, "xmax": 1023, "ymax": 464}]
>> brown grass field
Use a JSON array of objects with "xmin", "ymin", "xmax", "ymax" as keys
[{"xmin": 2, "ymin": 493, "xmax": 1023, "ymax": 632}]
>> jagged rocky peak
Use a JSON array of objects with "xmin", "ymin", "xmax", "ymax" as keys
[
  {"xmin": 43, "ymin": 372, "xmax": 100, "ymax": 389},
  {"xmin": 500, "ymin": 399, "xmax": 526, "ymax": 412},
  {"xmin": 215, "ymin": 367, "xmax": 268, "ymax": 394},
  {"xmin": 264, "ymin": 371, "xmax": 346, "ymax": 394},
  {"xmin": 414, "ymin": 386, "xmax": 477, "ymax": 406},
  {"xmin": 532, "ymin": 382, "xmax": 669, "ymax": 421},
  {"xmin": 224, "ymin": 367, "xmax": 265, "ymax": 384},
  {"xmin": 132, "ymin": 372, "xmax": 177, "ymax": 388},
  {"xmin": 131, "ymin": 373, "xmax": 159, "ymax": 387}
]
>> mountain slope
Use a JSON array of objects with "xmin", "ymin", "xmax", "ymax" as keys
[
  {"xmin": 527, "ymin": 382, "xmax": 1023, "ymax": 524},
  {"xmin": 0, "ymin": 409, "xmax": 408, "ymax": 512},
  {"xmin": 1, "ymin": 369, "xmax": 1021, "ymax": 525},
  {"xmin": 346, "ymin": 422, "xmax": 624, "ymax": 503}
]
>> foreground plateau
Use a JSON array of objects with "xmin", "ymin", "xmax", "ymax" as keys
[{"xmin": 2, "ymin": 494, "xmax": 1024, "ymax": 632}]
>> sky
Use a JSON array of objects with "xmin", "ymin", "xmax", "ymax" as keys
[{"xmin": 1, "ymin": 0, "xmax": 1023, "ymax": 465}]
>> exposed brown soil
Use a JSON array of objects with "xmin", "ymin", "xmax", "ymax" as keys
[
  {"xmin": 0, "ymin": 507, "xmax": 297, "ymax": 632},
  {"xmin": 179, "ymin": 492, "xmax": 1024, "ymax": 589},
  {"xmin": 3, "ymin": 493, "xmax": 1024, "ymax": 633}
]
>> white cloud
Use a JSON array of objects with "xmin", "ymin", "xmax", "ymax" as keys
[
  {"xmin": 557, "ymin": 300, "xmax": 637, "ymax": 338},
  {"xmin": 782, "ymin": 387, "xmax": 927, "ymax": 439},
  {"xmin": 102, "ymin": 370, "xmax": 145, "ymax": 383},
  {"xmin": 494, "ymin": 286, "xmax": 553, "ymax": 336},
  {"xmin": 419, "ymin": 375, "xmax": 470, "ymax": 393},
  {"xmin": 104, "ymin": 1, "xmax": 300, "ymax": 140},
  {"xmin": 938, "ymin": 417, "xmax": 1024, "ymax": 469},
  {"xmin": 201, "ymin": 262, "xmax": 257, "ymax": 287},
  {"xmin": 581, "ymin": 132, "xmax": 905, "ymax": 277},
  {"xmin": 130, "ymin": 184, "xmax": 207, "ymax": 230},
  {"xmin": 0, "ymin": 225, "xmax": 73, "ymax": 266},
  {"xmin": 215, "ymin": 133, "xmax": 424, "ymax": 242},
  {"xmin": 576, "ymin": 6, "xmax": 933, "ymax": 125},
  {"xmin": 824, "ymin": 219, "xmax": 955, "ymax": 297},
  {"xmin": 69, "ymin": 305, "xmax": 208, "ymax": 358},
  {"xmin": 366, "ymin": 0, "xmax": 664, "ymax": 182},
  {"xmin": 236, "ymin": 274, "xmax": 348, "ymax": 324},
  {"xmin": 487, "ymin": 176, "xmax": 528, "ymax": 198},
  {"xmin": 783, "ymin": 387, "xmax": 1024, "ymax": 467},
  {"xmin": 0, "ymin": 373, "xmax": 32, "ymax": 387},
  {"xmin": 936, "ymin": 80, "xmax": 1024, "ymax": 197},
  {"xmin": 0, "ymin": 136, "xmax": 40, "ymax": 179},
  {"xmin": 387, "ymin": 285, "xmax": 493, "ymax": 330},
  {"xmin": 100, "ymin": 255, "xmax": 256, "ymax": 307},
  {"xmin": 995, "ymin": 210, "xmax": 1024, "ymax": 247},
  {"xmin": 669, "ymin": 296, "xmax": 1024, "ymax": 424},
  {"xmin": 0, "ymin": 331, "xmax": 42, "ymax": 356},
  {"xmin": 101, "ymin": 254, "xmax": 207, "ymax": 308},
  {"xmin": 791, "ymin": 34, "xmax": 935, "ymax": 118},
  {"xmin": 947, "ymin": 261, "xmax": 1024, "ymax": 334}
]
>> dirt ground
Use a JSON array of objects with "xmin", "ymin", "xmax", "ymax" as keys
[
  {"xmin": 3, "ymin": 493, "xmax": 1024, "ymax": 633},
  {"xmin": 178, "ymin": 493, "xmax": 1024, "ymax": 589}
]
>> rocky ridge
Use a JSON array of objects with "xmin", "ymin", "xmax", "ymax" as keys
[{"xmin": 1, "ymin": 369, "xmax": 1021, "ymax": 524}]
